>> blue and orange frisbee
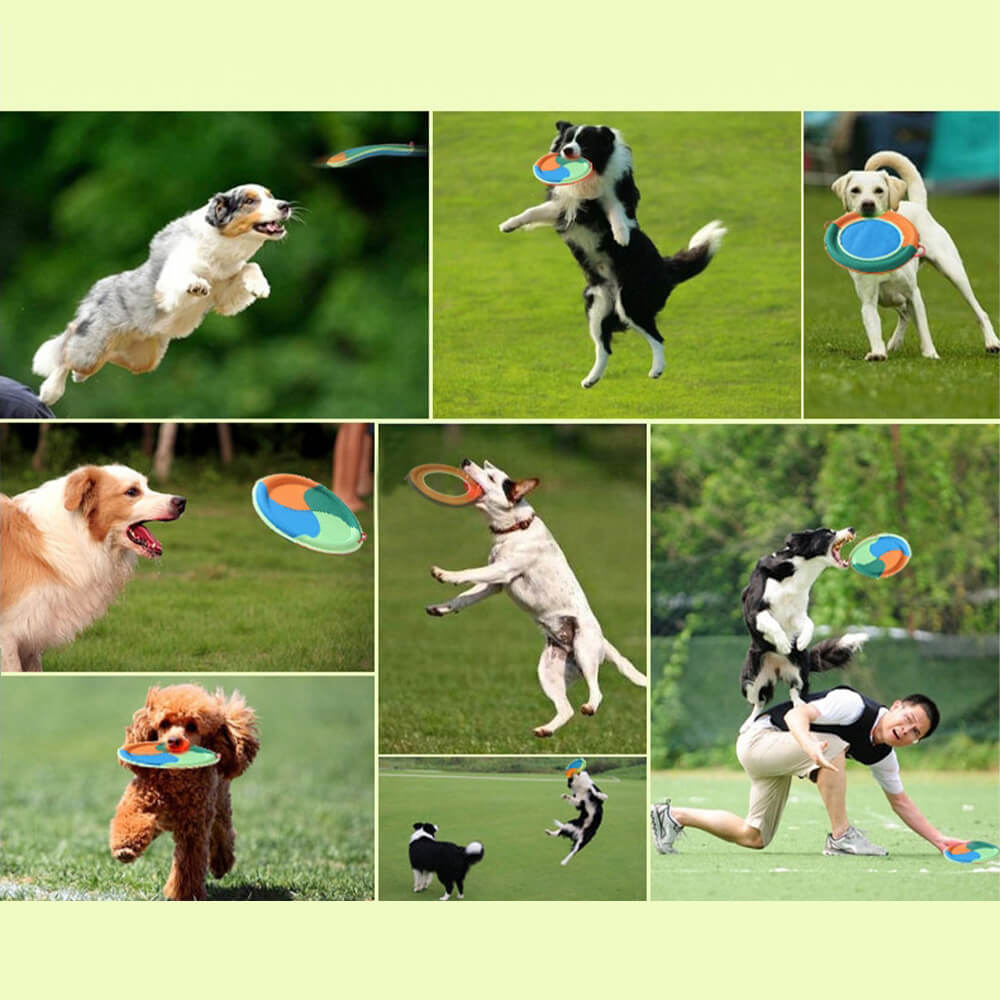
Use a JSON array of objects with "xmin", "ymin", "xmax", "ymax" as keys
[
  {"xmin": 943, "ymin": 841, "xmax": 999, "ymax": 864},
  {"xmin": 252, "ymin": 473, "xmax": 366, "ymax": 554},
  {"xmin": 824, "ymin": 210, "xmax": 923, "ymax": 273},
  {"xmin": 849, "ymin": 533, "xmax": 911, "ymax": 579},
  {"xmin": 533, "ymin": 152, "xmax": 593, "ymax": 186},
  {"xmin": 118, "ymin": 740, "xmax": 220, "ymax": 769}
]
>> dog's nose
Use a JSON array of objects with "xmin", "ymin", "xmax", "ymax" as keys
[
  {"xmin": 460, "ymin": 458, "xmax": 471, "ymax": 468},
  {"xmin": 171, "ymin": 496, "xmax": 186, "ymax": 515},
  {"xmin": 278, "ymin": 201, "xmax": 291, "ymax": 216},
  {"xmin": 860, "ymin": 200, "xmax": 876, "ymax": 216}
]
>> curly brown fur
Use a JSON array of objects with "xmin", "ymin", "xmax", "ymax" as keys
[{"xmin": 109, "ymin": 684, "xmax": 259, "ymax": 900}]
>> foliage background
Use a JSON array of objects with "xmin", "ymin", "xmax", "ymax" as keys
[{"xmin": 0, "ymin": 112, "xmax": 428, "ymax": 418}]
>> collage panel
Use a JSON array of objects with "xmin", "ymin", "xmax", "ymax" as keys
[
  {"xmin": 378, "ymin": 423, "xmax": 647, "ymax": 754},
  {"xmin": 803, "ymin": 111, "xmax": 999, "ymax": 419},
  {"xmin": 0, "ymin": 111, "xmax": 428, "ymax": 420},
  {"xmin": 432, "ymin": 111, "xmax": 801, "ymax": 420},
  {"xmin": 0, "ymin": 422, "xmax": 373, "ymax": 672},
  {"xmin": 648, "ymin": 423, "xmax": 999, "ymax": 900},
  {"xmin": 379, "ymin": 756, "xmax": 646, "ymax": 901},
  {"xmin": 0, "ymin": 674, "xmax": 374, "ymax": 900}
]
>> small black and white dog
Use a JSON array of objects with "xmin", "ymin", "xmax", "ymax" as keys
[
  {"xmin": 499, "ymin": 121, "xmax": 726, "ymax": 388},
  {"xmin": 545, "ymin": 770, "xmax": 607, "ymax": 865},
  {"xmin": 409, "ymin": 822, "xmax": 485, "ymax": 901},
  {"xmin": 740, "ymin": 527, "xmax": 866, "ymax": 721}
]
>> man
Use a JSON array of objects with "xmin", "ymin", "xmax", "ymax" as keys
[{"xmin": 650, "ymin": 685, "xmax": 963, "ymax": 856}]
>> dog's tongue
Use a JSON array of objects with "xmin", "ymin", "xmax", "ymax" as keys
[{"xmin": 129, "ymin": 523, "xmax": 162, "ymax": 556}]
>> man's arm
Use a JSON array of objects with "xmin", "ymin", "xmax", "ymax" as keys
[
  {"xmin": 784, "ymin": 703, "xmax": 838, "ymax": 772},
  {"xmin": 884, "ymin": 790, "xmax": 962, "ymax": 852}
]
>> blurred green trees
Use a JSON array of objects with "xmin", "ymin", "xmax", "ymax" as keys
[
  {"xmin": 0, "ymin": 112, "xmax": 428, "ymax": 417},
  {"xmin": 651, "ymin": 424, "xmax": 999, "ymax": 636}
]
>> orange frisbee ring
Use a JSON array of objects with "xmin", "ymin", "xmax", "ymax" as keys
[{"xmin": 407, "ymin": 464, "xmax": 484, "ymax": 507}]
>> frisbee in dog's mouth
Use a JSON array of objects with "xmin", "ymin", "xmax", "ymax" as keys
[
  {"xmin": 127, "ymin": 521, "xmax": 164, "ymax": 558},
  {"xmin": 253, "ymin": 220, "xmax": 286, "ymax": 238}
]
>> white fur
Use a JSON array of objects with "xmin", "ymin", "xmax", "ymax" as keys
[
  {"xmin": 427, "ymin": 460, "xmax": 646, "ymax": 737},
  {"xmin": 831, "ymin": 151, "xmax": 1000, "ymax": 360}
]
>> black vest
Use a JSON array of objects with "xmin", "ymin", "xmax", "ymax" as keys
[{"xmin": 761, "ymin": 686, "xmax": 892, "ymax": 766}]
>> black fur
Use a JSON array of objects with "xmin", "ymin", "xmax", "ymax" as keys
[{"xmin": 408, "ymin": 822, "xmax": 484, "ymax": 899}]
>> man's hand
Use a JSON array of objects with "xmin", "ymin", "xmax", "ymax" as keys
[{"xmin": 805, "ymin": 738, "xmax": 839, "ymax": 772}]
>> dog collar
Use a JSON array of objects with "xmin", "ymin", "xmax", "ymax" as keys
[{"xmin": 490, "ymin": 515, "xmax": 535, "ymax": 535}]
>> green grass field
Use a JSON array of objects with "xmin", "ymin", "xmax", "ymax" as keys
[
  {"xmin": 0, "ymin": 676, "xmax": 374, "ymax": 900},
  {"xmin": 1, "ymin": 462, "xmax": 373, "ymax": 672},
  {"xmin": 804, "ymin": 187, "xmax": 1000, "ymax": 418},
  {"xmin": 379, "ymin": 761, "xmax": 646, "ymax": 900},
  {"xmin": 433, "ymin": 112, "xmax": 801, "ymax": 419},
  {"xmin": 378, "ymin": 425, "xmax": 647, "ymax": 754},
  {"xmin": 651, "ymin": 769, "xmax": 999, "ymax": 900}
]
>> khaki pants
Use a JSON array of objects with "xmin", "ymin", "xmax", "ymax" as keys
[{"xmin": 735, "ymin": 724, "xmax": 849, "ymax": 847}]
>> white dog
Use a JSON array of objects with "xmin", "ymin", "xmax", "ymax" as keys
[
  {"xmin": 0, "ymin": 464, "xmax": 185, "ymax": 671},
  {"xmin": 426, "ymin": 459, "xmax": 647, "ymax": 736},
  {"xmin": 831, "ymin": 151, "xmax": 1000, "ymax": 360},
  {"xmin": 33, "ymin": 184, "xmax": 291, "ymax": 404}
]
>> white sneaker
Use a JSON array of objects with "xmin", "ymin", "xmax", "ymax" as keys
[
  {"xmin": 650, "ymin": 799, "xmax": 683, "ymax": 854},
  {"xmin": 823, "ymin": 825, "xmax": 888, "ymax": 856}
]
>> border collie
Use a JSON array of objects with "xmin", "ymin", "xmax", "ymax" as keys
[
  {"xmin": 426, "ymin": 459, "xmax": 647, "ymax": 737},
  {"xmin": 499, "ymin": 121, "xmax": 726, "ymax": 388},
  {"xmin": 408, "ymin": 822, "xmax": 485, "ymax": 901},
  {"xmin": 545, "ymin": 770, "xmax": 607, "ymax": 865},
  {"xmin": 740, "ymin": 527, "xmax": 867, "ymax": 721}
]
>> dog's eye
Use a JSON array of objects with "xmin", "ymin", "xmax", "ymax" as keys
[
  {"xmin": 874, "ymin": 187, "xmax": 884, "ymax": 194},
  {"xmin": 125, "ymin": 487, "xmax": 140, "ymax": 497},
  {"xmin": 849, "ymin": 186, "xmax": 861, "ymax": 194},
  {"xmin": 244, "ymin": 194, "xmax": 258, "ymax": 205},
  {"xmin": 185, "ymin": 722, "xmax": 198, "ymax": 734}
]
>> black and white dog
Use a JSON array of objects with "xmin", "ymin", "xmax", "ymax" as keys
[
  {"xmin": 545, "ymin": 770, "xmax": 607, "ymax": 866},
  {"xmin": 740, "ymin": 527, "xmax": 867, "ymax": 721},
  {"xmin": 408, "ymin": 822, "xmax": 485, "ymax": 901},
  {"xmin": 499, "ymin": 121, "xmax": 726, "ymax": 388}
]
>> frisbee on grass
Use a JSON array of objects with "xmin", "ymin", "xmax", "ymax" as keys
[
  {"xmin": 849, "ymin": 533, "xmax": 911, "ymax": 579},
  {"xmin": 943, "ymin": 841, "xmax": 999, "ymax": 864},
  {"xmin": 118, "ymin": 741, "xmax": 220, "ymax": 769},
  {"xmin": 252, "ymin": 474, "xmax": 366, "ymax": 554},
  {"xmin": 824, "ymin": 211, "xmax": 923, "ymax": 273},
  {"xmin": 533, "ymin": 153, "xmax": 594, "ymax": 186},
  {"xmin": 407, "ymin": 464, "xmax": 484, "ymax": 507}
]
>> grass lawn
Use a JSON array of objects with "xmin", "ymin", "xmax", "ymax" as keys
[
  {"xmin": 433, "ymin": 112, "xmax": 801, "ymax": 419},
  {"xmin": 378, "ymin": 425, "xmax": 647, "ymax": 754},
  {"xmin": 0, "ymin": 463, "xmax": 373, "ymax": 672},
  {"xmin": 379, "ymin": 761, "xmax": 646, "ymax": 901},
  {"xmin": 651, "ymin": 769, "xmax": 999, "ymax": 901},
  {"xmin": 0, "ymin": 676, "xmax": 374, "ymax": 900},
  {"xmin": 804, "ymin": 187, "xmax": 999, "ymax": 418}
]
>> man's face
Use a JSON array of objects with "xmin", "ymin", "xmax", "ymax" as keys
[{"xmin": 880, "ymin": 701, "xmax": 932, "ymax": 746}]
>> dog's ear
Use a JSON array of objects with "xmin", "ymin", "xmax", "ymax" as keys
[
  {"xmin": 505, "ymin": 477, "xmax": 539, "ymax": 503},
  {"xmin": 209, "ymin": 689, "xmax": 259, "ymax": 779},
  {"xmin": 206, "ymin": 191, "xmax": 238, "ymax": 228},
  {"xmin": 830, "ymin": 172, "xmax": 852, "ymax": 207},
  {"xmin": 555, "ymin": 120, "xmax": 573, "ymax": 134},
  {"xmin": 63, "ymin": 466, "xmax": 101, "ymax": 514},
  {"xmin": 884, "ymin": 171, "xmax": 907, "ymax": 211},
  {"xmin": 123, "ymin": 688, "xmax": 160, "ymax": 751}
]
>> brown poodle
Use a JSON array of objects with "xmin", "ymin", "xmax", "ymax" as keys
[{"xmin": 110, "ymin": 684, "xmax": 259, "ymax": 900}]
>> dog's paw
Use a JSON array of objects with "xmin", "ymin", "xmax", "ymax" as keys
[
  {"xmin": 499, "ymin": 217, "xmax": 518, "ymax": 233},
  {"xmin": 186, "ymin": 277, "xmax": 212, "ymax": 297},
  {"xmin": 426, "ymin": 603, "xmax": 451, "ymax": 617},
  {"xmin": 864, "ymin": 351, "xmax": 888, "ymax": 362},
  {"xmin": 921, "ymin": 349, "xmax": 940, "ymax": 360},
  {"xmin": 986, "ymin": 341, "xmax": 1000, "ymax": 354},
  {"xmin": 580, "ymin": 374, "xmax": 600, "ymax": 389},
  {"xmin": 580, "ymin": 703, "xmax": 596, "ymax": 716},
  {"xmin": 533, "ymin": 726, "xmax": 553, "ymax": 738},
  {"xmin": 242, "ymin": 263, "xmax": 270, "ymax": 299},
  {"xmin": 430, "ymin": 565, "xmax": 449, "ymax": 583},
  {"xmin": 112, "ymin": 846, "xmax": 138, "ymax": 864}
]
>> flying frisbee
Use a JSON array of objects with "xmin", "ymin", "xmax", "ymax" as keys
[
  {"xmin": 407, "ymin": 464, "xmax": 484, "ymax": 507},
  {"xmin": 318, "ymin": 143, "xmax": 427, "ymax": 167},
  {"xmin": 252, "ymin": 473, "xmax": 366, "ymax": 554},
  {"xmin": 849, "ymin": 533, "xmax": 911, "ymax": 579},
  {"xmin": 824, "ymin": 211, "xmax": 923, "ymax": 273},
  {"xmin": 533, "ymin": 152, "xmax": 594, "ymax": 186},
  {"xmin": 943, "ymin": 841, "xmax": 999, "ymax": 864},
  {"xmin": 565, "ymin": 757, "xmax": 586, "ymax": 777},
  {"xmin": 118, "ymin": 741, "xmax": 220, "ymax": 769}
]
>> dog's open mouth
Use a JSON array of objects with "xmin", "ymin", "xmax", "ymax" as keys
[
  {"xmin": 127, "ymin": 521, "xmax": 165, "ymax": 558},
  {"xmin": 253, "ymin": 221, "xmax": 286, "ymax": 238},
  {"xmin": 831, "ymin": 530, "xmax": 855, "ymax": 568}
]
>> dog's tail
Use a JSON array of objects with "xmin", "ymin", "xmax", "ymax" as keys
[
  {"xmin": 464, "ymin": 841, "xmax": 485, "ymax": 865},
  {"xmin": 662, "ymin": 219, "xmax": 727, "ymax": 285},
  {"xmin": 32, "ymin": 331, "xmax": 70, "ymax": 405},
  {"xmin": 808, "ymin": 632, "xmax": 868, "ymax": 672},
  {"xmin": 603, "ymin": 640, "xmax": 647, "ymax": 688},
  {"xmin": 863, "ymin": 151, "xmax": 928, "ymax": 207}
]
